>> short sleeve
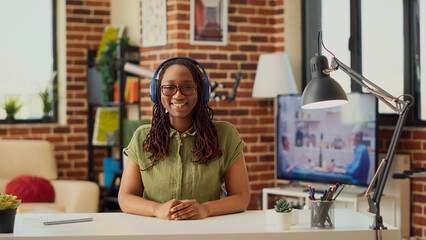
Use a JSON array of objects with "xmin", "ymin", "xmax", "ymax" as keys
[
  {"xmin": 123, "ymin": 124, "xmax": 151, "ymax": 166},
  {"xmin": 215, "ymin": 121, "xmax": 245, "ymax": 174}
]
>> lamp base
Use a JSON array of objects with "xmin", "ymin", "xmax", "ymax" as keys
[{"xmin": 369, "ymin": 214, "xmax": 388, "ymax": 230}]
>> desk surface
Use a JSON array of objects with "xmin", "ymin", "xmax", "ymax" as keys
[{"xmin": 2, "ymin": 209, "xmax": 399, "ymax": 240}]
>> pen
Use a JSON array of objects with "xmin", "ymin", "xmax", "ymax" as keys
[
  {"xmin": 311, "ymin": 188, "xmax": 316, "ymax": 200},
  {"xmin": 333, "ymin": 184, "xmax": 345, "ymax": 200},
  {"xmin": 307, "ymin": 185, "xmax": 312, "ymax": 199},
  {"xmin": 322, "ymin": 190, "xmax": 327, "ymax": 200}
]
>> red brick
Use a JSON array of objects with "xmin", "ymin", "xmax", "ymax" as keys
[
  {"xmin": 10, "ymin": 129, "xmax": 29, "ymax": 135},
  {"xmin": 31, "ymin": 128, "xmax": 51, "ymax": 134}
]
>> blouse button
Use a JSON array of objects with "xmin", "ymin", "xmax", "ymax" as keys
[{"xmin": 182, "ymin": 133, "xmax": 187, "ymax": 138}]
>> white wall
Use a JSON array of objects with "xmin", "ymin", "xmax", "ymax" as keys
[
  {"xmin": 283, "ymin": 0, "xmax": 302, "ymax": 93},
  {"xmin": 111, "ymin": 0, "xmax": 142, "ymax": 46}
]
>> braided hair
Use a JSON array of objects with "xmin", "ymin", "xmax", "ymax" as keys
[{"xmin": 142, "ymin": 58, "xmax": 223, "ymax": 170}]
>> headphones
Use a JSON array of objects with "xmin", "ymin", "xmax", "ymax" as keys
[{"xmin": 150, "ymin": 57, "xmax": 211, "ymax": 103}]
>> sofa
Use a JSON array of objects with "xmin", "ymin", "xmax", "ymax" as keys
[{"xmin": 0, "ymin": 139, "xmax": 99, "ymax": 213}]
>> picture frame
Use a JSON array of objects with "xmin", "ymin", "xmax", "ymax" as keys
[
  {"xmin": 96, "ymin": 25, "xmax": 125, "ymax": 61},
  {"xmin": 92, "ymin": 106, "xmax": 120, "ymax": 146},
  {"xmin": 190, "ymin": 0, "xmax": 228, "ymax": 46},
  {"xmin": 142, "ymin": 0, "xmax": 167, "ymax": 47}
]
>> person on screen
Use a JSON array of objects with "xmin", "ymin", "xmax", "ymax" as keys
[
  {"xmin": 118, "ymin": 57, "xmax": 250, "ymax": 221},
  {"xmin": 279, "ymin": 135, "xmax": 301, "ymax": 175},
  {"xmin": 346, "ymin": 125, "xmax": 370, "ymax": 184},
  {"xmin": 333, "ymin": 125, "xmax": 370, "ymax": 184}
]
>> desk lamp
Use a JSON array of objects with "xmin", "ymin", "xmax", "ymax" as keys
[{"xmin": 301, "ymin": 31, "xmax": 413, "ymax": 230}]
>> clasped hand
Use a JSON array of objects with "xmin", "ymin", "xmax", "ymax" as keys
[{"xmin": 155, "ymin": 199, "xmax": 209, "ymax": 220}]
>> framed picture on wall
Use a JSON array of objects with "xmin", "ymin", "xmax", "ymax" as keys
[
  {"xmin": 142, "ymin": 0, "xmax": 167, "ymax": 47},
  {"xmin": 190, "ymin": 0, "xmax": 228, "ymax": 46},
  {"xmin": 96, "ymin": 25, "xmax": 125, "ymax": 61}
]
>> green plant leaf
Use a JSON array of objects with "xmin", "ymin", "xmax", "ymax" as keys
[{"xmin": 0, "ymin": 194, "xmax": 21, "ymax": 210}]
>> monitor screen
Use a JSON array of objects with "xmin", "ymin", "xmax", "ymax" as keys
[{"xmin": 276, "ymin": 93, "xmax": 377, "ymax": 187}]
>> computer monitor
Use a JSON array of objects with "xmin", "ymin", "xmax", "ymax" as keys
[{"xmin": 276, "ymin": 92, "xmax": 377, "ymax": 187}]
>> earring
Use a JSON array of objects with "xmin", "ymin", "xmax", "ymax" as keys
[{"xmin": 165, "ymin": 109, "xmax": 168, "ymax": 114}]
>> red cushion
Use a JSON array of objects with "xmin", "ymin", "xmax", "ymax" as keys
[{"xmin": 6, "ymin": 175, "xmax": 55, "ymax": 203}]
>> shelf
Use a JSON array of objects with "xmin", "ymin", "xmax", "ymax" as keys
[
  {"xmin": 86, "ymin": 44, "xmax": 140, "ymax": 181},
  {"xmin": 87, "ymin": 44, "xmax": 141, "ymax": 212}
]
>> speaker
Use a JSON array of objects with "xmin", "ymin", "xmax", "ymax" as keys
[{"xmin": 150, "ymin": 57, "xmax": 211, "ymax": 103}]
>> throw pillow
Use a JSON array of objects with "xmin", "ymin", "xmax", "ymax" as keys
[{"xmin": 6, "ymin": 175, "xmax": 55, "ymax": 203}]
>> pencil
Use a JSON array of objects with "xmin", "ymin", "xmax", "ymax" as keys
[{"xmin": 333, "ymin": 184, "xmax": 345, "ymax": 200}]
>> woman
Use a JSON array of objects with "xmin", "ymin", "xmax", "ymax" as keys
[{"xmin": 118, "ymin": 57, "xmax": 250, "ymax": 220}]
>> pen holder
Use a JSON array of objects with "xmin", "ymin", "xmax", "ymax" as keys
[{"xmin": 310, "ymin": 200, "xmax": 335, "ymax": 229}]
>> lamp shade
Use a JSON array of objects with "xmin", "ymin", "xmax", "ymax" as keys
[
  {"xmin": 252, "ymin": 53, "xmax": 298, "ymax": 98},
  {"xmin": 301, "ymin": 55, "xmax": 348, "ymax": 109}
]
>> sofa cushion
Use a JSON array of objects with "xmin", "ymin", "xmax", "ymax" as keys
[
  {"xmin": 6, "ymin": 175, "xmax": 55, "ymax": 203},
  {"xmin": 0, "ymin": 140, "xmax": 58, "ymax": 180}
]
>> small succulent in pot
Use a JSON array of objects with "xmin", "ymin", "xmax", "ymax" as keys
[
  {"xmin": 274, "ymin": 198, "xmax": 293, "ymax": 213},
  {"xmin": 0, "ymin": 194, "xmax": 21, "ymax": 233},
  {"xmin": 0, "ymin": 194, "xmax": 21, "ymax": 211}
]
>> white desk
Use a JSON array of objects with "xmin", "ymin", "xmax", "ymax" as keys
[{"xmin": 1, "ymin": 209, "xmax": 399, "ymax": 240}]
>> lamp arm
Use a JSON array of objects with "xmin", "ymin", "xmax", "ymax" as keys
[
  {"xmin": 367, "ymin": 105, "xmax": 410, "ymax": 230},
  {"xmin": 328, "ymin": 57, "xmax": 413, "ymax": 230},
  {"xmin": 330, "ymin": 58, "xmax": 407, "ymax": 114}
]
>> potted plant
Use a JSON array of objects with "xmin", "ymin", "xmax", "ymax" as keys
[
  {"xmin": 2, "ymin": 96, "xmax": 23, "ymax": 122},
  {"xmin": 39, "ymin": 72, "xmax": 58, "ymax": 120},
  {"xmin": 96, "ymin": 37, "xmax": 129, "ymax": 103},
  {"xmin": 0, "ymin": 194, "xmax": 21, "ymax": 233},
  {"xmin": 274, "ymin": 198, "xmax": 293, "ymax": 230}
]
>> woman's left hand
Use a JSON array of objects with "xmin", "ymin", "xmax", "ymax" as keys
[{"xmin": 169, "ymin": 199, "xmax": 209, "ymax": 220}]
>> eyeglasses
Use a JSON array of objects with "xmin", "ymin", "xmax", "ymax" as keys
[{"xmin": 160, "ymin": 85, "xmax": 197, "ymax": 96}]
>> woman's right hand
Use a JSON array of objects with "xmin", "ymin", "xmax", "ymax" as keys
[{"xmin": 154, "ymin": 199, "xmax": 181, "ymax": 220}]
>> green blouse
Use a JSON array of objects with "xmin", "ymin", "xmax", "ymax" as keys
[{"xmin": 123, "ymin": 120, "xmax": 245, "ymax": 204}]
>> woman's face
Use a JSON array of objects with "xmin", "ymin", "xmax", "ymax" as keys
[{"xmin": 160, "ymin": 64, "xmax": 198, "ymax": 125}]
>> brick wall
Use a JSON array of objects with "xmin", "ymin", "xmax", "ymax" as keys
[
  {"xmin": 379, "ymin": 127, "xmax": 426, "ymax": 238},
  {"xmin": 1, "ymin": 0, "xmax": 426, "ymax": 238}
]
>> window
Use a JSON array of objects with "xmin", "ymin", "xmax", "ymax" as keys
[
  {"xmin": 321, "ymin": 0, "xmax": 351, "ymax": 92},
  {"xmin": 0, "ymin": 0, "xmax": 57, "ymax": 123},
  {"xmin": 420, "ymin": 0, "xmax": 426, "ymax": 120},
  {"xmin": 303, "ymin": 0, "xmax": 423, "ymax": 125},
  {"xmin": 361, "ymin": 0, "xmax": 404, "ymax": 114}
]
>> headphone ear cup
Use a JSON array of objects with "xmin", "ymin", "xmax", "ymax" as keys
[
  {"xmin": 204, "ymin": 77, "xmax": 210, "ymax": 103},
  {"xmin": 150, "ymin": 77, "xmax": 158, "ymax": 103}
]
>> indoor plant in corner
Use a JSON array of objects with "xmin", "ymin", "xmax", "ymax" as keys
[
  {"xmin": 274, "ymin": 198, "xmax": 293, "ymax": 230},
  {"xmin": 96, "ymin": 37, "xmax": 129, "ymax": 103},
  {"xmin": 0, "ymin": 194, "xmax": 21, "ymax": 233}
]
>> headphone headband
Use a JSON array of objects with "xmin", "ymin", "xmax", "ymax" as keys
[{"xmin": 150, "ymin": 57, "xmax": 211, "ymax": 103}]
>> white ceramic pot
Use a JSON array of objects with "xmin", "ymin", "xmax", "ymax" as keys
[{"xmin": 276, "ymin": 211, "xmax": 292, "ymax": 230}]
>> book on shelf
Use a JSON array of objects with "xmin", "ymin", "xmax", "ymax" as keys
[{"xmin": 124, "ymin": 76, "xmax": 139, "ymax": 103}]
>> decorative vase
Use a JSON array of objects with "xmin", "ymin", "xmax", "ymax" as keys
[
  {"xmin": 0, "ymin": 209, "xmax": 17, "ymax": 233},
  {"xmin": 277, "ymin": 211, "xmax": 292, "ymax": 230},
  {"xmin": 42, "ymin": 115, "xmax": 51, "ymax": 122},
  {"xmin": 5, "ymin": 114, "xmax": 14, "ymax": 123}
]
